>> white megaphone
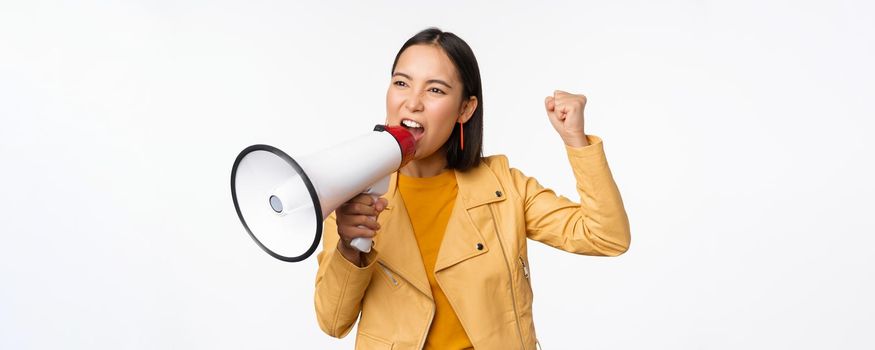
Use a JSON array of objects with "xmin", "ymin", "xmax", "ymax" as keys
[{"xmin": 231, "ymin": 124, "xmax": 416, "ymax": 262}]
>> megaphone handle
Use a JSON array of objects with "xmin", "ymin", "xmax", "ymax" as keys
[
  {"xmin": 349, "ymin": 236, "xmax": 373, "ymax": 253},
  {"xmin": 349, "ymin": 193, "xmax": 381, "ymax": 253}
]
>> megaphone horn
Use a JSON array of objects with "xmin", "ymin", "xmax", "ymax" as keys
[{"xmin": 231, "ymin": 124, "xmax": 416, "ymax": 262}]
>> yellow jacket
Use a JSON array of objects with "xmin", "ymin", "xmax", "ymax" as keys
[{"xmin": 314, "ymin": 135, "xmax": 631, "ymax": 349}]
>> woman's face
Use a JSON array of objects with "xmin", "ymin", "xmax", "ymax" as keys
[{"xmin": 386, "ymin": 44, "xmax": 475, "ymax": 161}]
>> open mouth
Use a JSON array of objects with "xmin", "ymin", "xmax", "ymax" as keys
[{"xmin": 400, "ymin": 118, "xmax": 425, "ymax": 142}]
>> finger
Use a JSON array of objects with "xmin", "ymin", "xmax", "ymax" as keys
[
  {"xmin": 338, "ymin": 225, "xmax": 376, "ymax": 240},
  {"xmin": 337, "ymin": 213, "xmax": 379, "ymax": 229},
  {"xmin": 347, "ymin": 194, "xmax": 375, "ymax": 206},
  {"xmin": 559, "ymin": 102, "xmax": 572, "ymax": 120},
  {"xmin": 339, "ymin": 203, "xmax": 379, "ymax": 216},
  {"xmin": 544, "ymin": 96, "xmax": 555, "ymax": 112},
  {"xmin": 374, "ymin": 198, "xmax": 388, "ymax": 212},
  {"xmin": 554, "ymin": 90, "xmax": 569, "ymax": 99},
  {"xmin": 549, "ymin": 99, "xmax": 566, "ymax": 120},
  {"xmin": 339, "ymin": 214, "xmax": 381, "ymax": 230}
]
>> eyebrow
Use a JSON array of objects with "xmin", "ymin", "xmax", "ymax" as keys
[{"xmin": 392, "ymin": 72, "xmax": 454, "ymax": 89}]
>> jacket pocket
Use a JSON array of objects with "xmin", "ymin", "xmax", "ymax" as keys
[{"xmin": 356, "ymin": 331, "xmax": 394, "ymax": 350}]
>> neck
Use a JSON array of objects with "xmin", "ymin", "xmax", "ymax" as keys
[{"xmin": 400, "ymin": 149, "xmax": 449, "ymax": 178}]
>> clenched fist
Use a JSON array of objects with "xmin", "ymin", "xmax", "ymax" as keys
[{"xmin": 544, "ymin": 90, "xmax": 589, "ymax": 147}]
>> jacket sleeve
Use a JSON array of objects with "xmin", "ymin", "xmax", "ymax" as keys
[
  {"xmin": 511, "ymin": 134, "xmax": 631, "ymax": 256},
  {"xmin": 313, "ymin": 212, "xmax": 379, "ymax": 338}
]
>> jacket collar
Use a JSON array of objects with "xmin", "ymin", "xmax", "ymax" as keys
[
  {"xmin": 383, "ymin": 161, "xmax": 507, "ymax": 209},
  {"xmin": 454, "ymin": 161, "xmax": 507, "ymax": 209},
  {"xmin": 374, "ymin": 162, "xmax": 507, "ymax": 299}
]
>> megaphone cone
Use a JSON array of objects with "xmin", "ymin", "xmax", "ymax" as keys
[{"xmin": 231, "ymin": 124, "xmax": 416, "ymax": 262}]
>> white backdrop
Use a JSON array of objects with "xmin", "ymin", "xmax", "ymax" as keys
[{"xmin": 2, "ymin": 0, "xmax": 873, "ymax": 349}]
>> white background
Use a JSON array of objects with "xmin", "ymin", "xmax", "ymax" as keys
[{"xmin": 2, "ymin": 0, "xmax": 873, "ymax": 349}]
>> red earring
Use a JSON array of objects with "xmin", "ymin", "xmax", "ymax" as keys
[{"xmin": 459, "ymin": 122, "xmax": 464, "ymax": 150}]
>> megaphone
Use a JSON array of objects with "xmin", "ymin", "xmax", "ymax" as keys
[{"xmin": 230, "ymin": 124, "xmax": 416, "ymax": 262}]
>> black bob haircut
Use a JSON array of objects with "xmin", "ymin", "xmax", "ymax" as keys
[{"xmin": 390, "ymin": 27, "xmax": 484, "ymax": 171}]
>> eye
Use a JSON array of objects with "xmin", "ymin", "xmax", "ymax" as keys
[
  {"xmin": 428, "ymin": 87, "xmax": 446, "ymax": 95},
  {"xmin": 393, "ymin": 80, "xmax": 408, "ymax": 87}
]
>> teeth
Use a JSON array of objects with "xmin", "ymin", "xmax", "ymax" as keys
[{"xmin": 402, "ymin": 119, "xmax": 423, "ymax": 129}]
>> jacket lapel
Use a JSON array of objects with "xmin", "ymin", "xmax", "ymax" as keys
[
  {"xmin": 434, "ymin": 164, "xmax": 506, "ymax": 273},
  {"xmin": 374, "ymin": 172, "xmax": 433, "ymax": 299}
]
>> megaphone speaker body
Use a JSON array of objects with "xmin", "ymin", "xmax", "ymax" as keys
[{"xmin": 231, "ymin": 125, "xmax": 415, "ymax": 262}]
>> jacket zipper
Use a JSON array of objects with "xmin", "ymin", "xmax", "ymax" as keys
[
  {"xmin": 418, "ymin": 305, "xmax": 436, "ymax": 350},
  {"xmin": 381, "ymin": 263, "xmax": 435, "ymax": 350},
  {"xmin": 519, "ymin": 255, "xmax": 539, "ymax": 348},
  {"xmin": 519, "ymin": 256, "xmax": 530, "ymax": 279},
  {"xmin": 378, "ymin": 263, "xmax": 398, "ymax": 286},
  {"xmin": 489, "ymin": 206, "xmax": 528, "ymax": 349}
]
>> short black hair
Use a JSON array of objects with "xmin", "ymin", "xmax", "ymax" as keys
[{"xmin": 391, "ymin": 27, "xmax": 483, "ymax": 171}]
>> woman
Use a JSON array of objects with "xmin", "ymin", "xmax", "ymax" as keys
[{"xmin": 314, "ymin": 28, "xmax": 630, "ymax": 350}]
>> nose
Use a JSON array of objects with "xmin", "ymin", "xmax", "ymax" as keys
[{"xmin": 404, "ymin": 91, "xmax": 424, "ymax": 113}]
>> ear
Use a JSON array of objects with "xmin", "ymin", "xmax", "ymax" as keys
[{"xmin": 457, "ymin": 96, "xmax": 478, "ymax": 124}]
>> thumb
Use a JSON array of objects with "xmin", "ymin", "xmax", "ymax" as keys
[
  {"xmin": 374, "ymin": 198, "xmax": 389, "ymax": 212},
  {"xmin": 544, "ymin": 96, "xmax": 555, "ymax": 112}
]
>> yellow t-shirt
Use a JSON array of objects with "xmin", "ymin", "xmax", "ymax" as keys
[{"xmin": 398, "ymin": 170, "xmax": 473, "ymax": 350}]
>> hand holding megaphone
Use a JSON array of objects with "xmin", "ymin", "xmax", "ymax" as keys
[
  {"xmin": 335, "ymin": 193, "xmax": 388, "ymax": 263},
  {"xmin": 342, "ymin": 174, "xmax": 391, "ymax": 254}
]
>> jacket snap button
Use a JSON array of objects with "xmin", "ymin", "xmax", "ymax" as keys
[
  {"xmin": 495, "ymin": 190, "xmax": 502, "ymax": 197},
  {"xmin": 476, "ymin": 243, "xmax": 484, "ymax": 250}
]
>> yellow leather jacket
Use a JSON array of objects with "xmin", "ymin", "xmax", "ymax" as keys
[{"xmin": 314, "ymin": 135, "xmax": 631, "ymax": 349}]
